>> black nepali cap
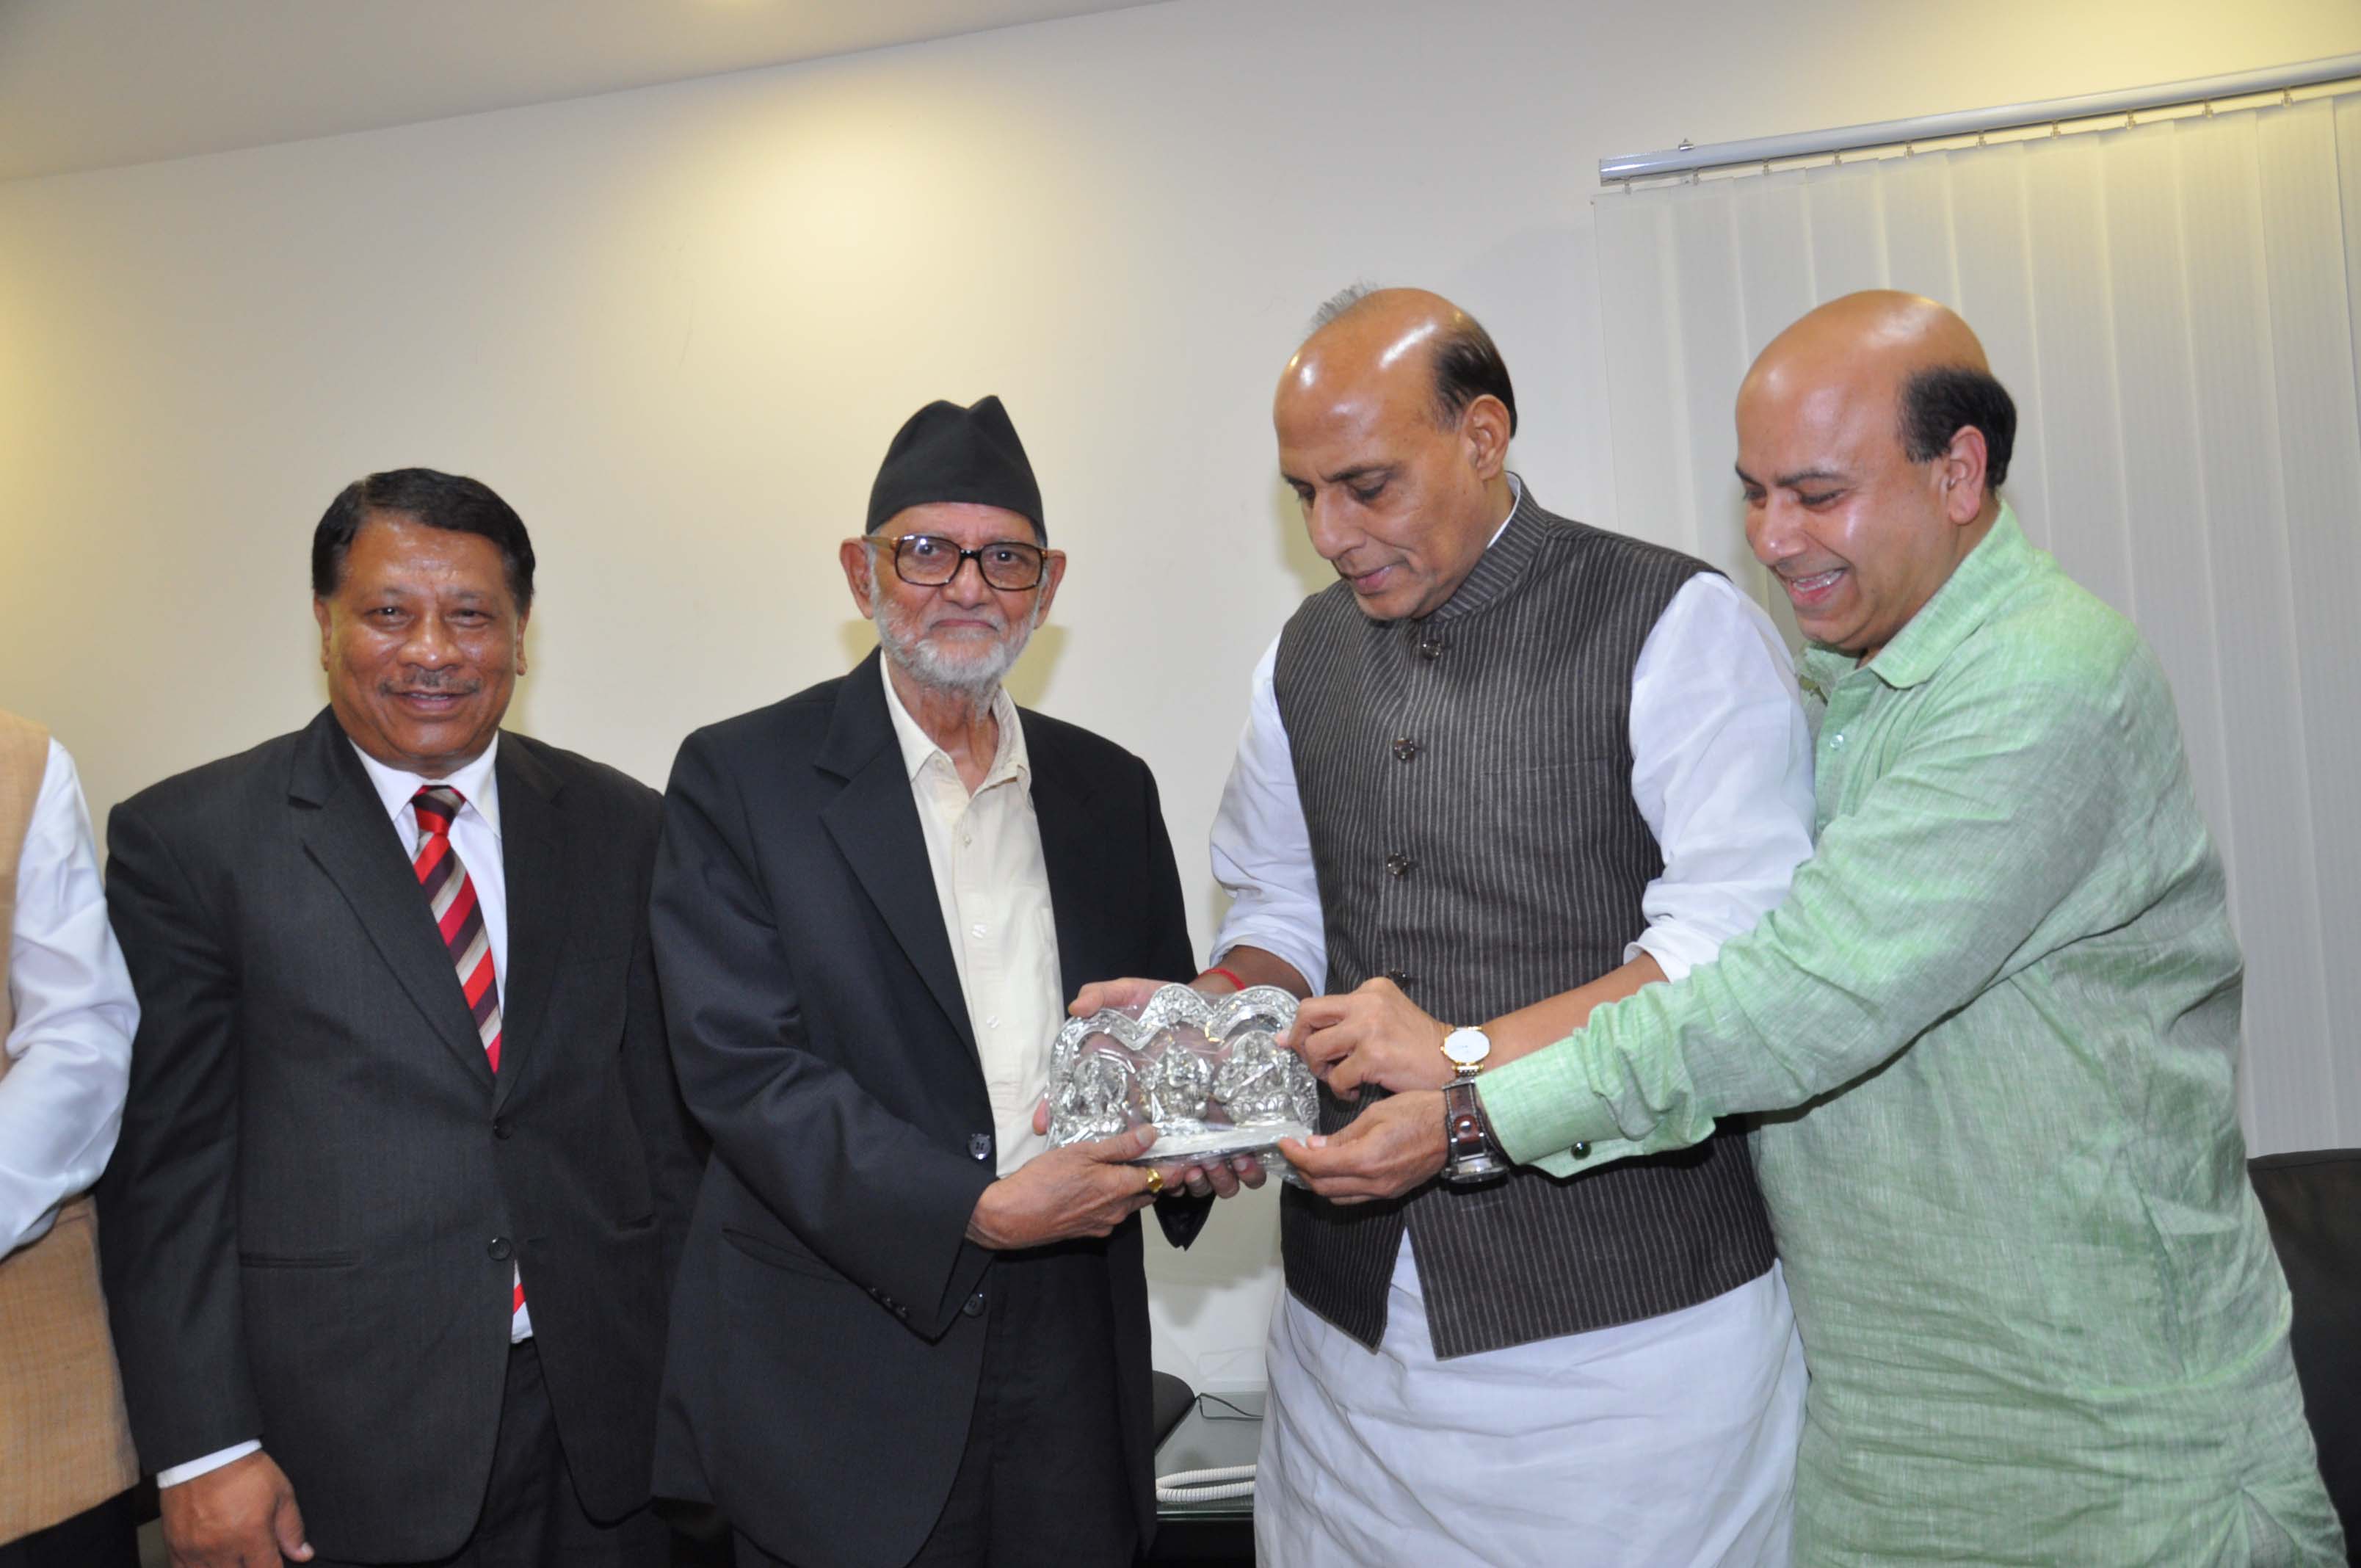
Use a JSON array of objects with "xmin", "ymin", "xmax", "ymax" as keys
[{"xmin": 864, "ymin": 395, "xmax": 1045, "ymax": 539}]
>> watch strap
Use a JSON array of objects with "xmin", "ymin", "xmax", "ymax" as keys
[{"xmin": 1442, "ymin": 1078, "xmax": 1509, "ymax": 1185}]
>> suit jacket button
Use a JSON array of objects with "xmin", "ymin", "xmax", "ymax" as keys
[
  {"xmin": 487, "ymin": 1237, "xmax": 515, "ymax": 1262},
  {"xmin": 1385, "ymin": 968, "xmax": 1413, "ymax": 987},
  {"xmin": 969, "ymin": 1133, "xmax": 993, "ymax": 1161},
  {"xmin": 1393, "ymin": 738, "xmax": 1420, "ymax": 762},
  {"xmin": 962, "ymin": 1291, "xmax": 987, "ymax": 1318},
  {"xmin": 1385, "ymin": 852, "xmax": 1414, "ymax": 879},
  {"xmin": 492, "ymin": 1118, "xmax": 512, "ymax": 1140}
]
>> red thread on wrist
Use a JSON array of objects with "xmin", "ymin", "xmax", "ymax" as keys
[{"xmin": 1198, "ymin": 965, "xmax": 1247, "ymax": 993}]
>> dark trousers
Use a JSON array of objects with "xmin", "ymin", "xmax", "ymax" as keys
[
  {"xmin": 0, "ymin": 1489, "xmax": 139, "ymax": 1568},
  {"xmin": 739, "ymin": 1241, "xmax": 1137, "ymax": 1568},
  {"xmin": 308, "ymin": 1339, "xmax": 667, "ymax": 1568}
]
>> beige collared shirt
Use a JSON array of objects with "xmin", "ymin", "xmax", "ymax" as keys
[{"xmin": 880, "ymin": 669, "xmax": 1062, "ymax": 1177}]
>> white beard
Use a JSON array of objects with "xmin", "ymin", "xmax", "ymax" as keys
[{"xmin": 871, "ymin": 592, "xmax": 1040, "ymax": 700}]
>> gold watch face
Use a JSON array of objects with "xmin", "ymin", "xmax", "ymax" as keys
[{"xmin": 1441, "ymin": 1026, "xmax": 1491, "ymax": 1069}]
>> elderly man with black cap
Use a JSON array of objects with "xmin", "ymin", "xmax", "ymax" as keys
[{"xmin": 651, "ymin": 396, "xmax": 1241, "ymax": 1568}]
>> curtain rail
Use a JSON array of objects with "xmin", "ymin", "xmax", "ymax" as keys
[{"xmin": 1597, "ymin": 52, "xmax": 2361, "ymax": 184}]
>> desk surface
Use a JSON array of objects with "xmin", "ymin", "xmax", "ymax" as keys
[{"xmin": 1154, "ymin": 1390, "xmax": 1265, "ymax": 1522}]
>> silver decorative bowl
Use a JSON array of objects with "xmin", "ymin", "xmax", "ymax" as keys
[{"xmin": 1048, "ymin": 984, "xmax": 1317, "ymax": 1163}]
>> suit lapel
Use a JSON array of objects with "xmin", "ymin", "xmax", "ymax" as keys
[
  {"xmin": 489, "ymin": 736, "xmax": 567, "ymax": 1112},
  {"xmin": 289, "ymin": 710, "xmax": 493, "ymax": 1091},
  {"xmin": 817, "ymin": 655, "xmax": 976, "ymax": 1056},
  {"xmin": 1022, "ymin": 714, "xmax": 1110, "ymax": 999}
]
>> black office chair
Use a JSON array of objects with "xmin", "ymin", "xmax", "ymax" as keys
[
  {"xmin": 1152, "ymin": 1369, "xmax": 1198, "ymax": 1446},
  {"xmin": 2249, "ymin": 1147, "xmax": 2361, "ymax": 1554}
]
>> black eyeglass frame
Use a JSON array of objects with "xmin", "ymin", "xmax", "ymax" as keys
[{"xmin": 864, "ymin": 532, "xmax": 1053, "ymax": 592}]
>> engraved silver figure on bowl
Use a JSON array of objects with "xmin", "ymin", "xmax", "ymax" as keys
[{"xmin": 1047, "ymin": 984, "xmax": 1317, "ymax": 1162}]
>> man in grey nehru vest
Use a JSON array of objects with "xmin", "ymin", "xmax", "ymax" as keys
[{"xmin": 1167, "ymin": 286, "xmax": 1815, "ymax": 1561}]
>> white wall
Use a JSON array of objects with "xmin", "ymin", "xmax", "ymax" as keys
[{"xmin": 6, "ymin": 0, "xmax": 2356, "ymax": 1392}]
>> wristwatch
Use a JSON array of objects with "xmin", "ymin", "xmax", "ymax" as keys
[
  {"xmin": 1440, "ymin": 1025, "xmax": 1493, "ymax": 1076},
  {"xmin": 1442, "ymin": 1078, "xmax": 1509, "ymax": 1185}
]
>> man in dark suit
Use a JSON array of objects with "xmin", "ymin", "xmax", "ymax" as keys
[
  {"xmin": 99, "ymin": 468, "xmax": 701, "ymax": 1568},
  {"xmin": 652, "ymin": 396, "xmax": 1251, "ymax": 1568}
]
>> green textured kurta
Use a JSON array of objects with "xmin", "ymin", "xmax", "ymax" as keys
[{"xmin": 1479, "ymin": 509, "xmax": 2341, "ymax": 1564}]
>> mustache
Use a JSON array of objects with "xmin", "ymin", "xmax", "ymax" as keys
[
  {"xmin": 920, "ymin": 606, "xmax": 1009, "ymax": 633},
  {"xmin": 382, "ymin": 675, "xmax": 484, "ymax": 696}
]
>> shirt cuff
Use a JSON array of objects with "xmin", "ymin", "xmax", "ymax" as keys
[
  {"xmin": 1208, "ymin": 932, "xmax": 1324, "ymax": 998},
  {"xmin": 1628, "ymin": 924, "xmax": 1719, "ymax": 984},
  {"xmin": 158, "ymin": 1439, "xmax": 262, "ymax": 1487},
  {"xmin": 1476, "ymin": 1040, "xmax": 1631, "ymax": 1166}
]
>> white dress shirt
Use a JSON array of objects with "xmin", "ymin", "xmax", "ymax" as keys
[
  {"xmin": 881, "ymin": 671, "xmax": 1063, "ymax": 1178},
  {"xmin": 1210, "ymin": 484, "xmax": 1818, "ymax": 989},
  {"xmin": 1, "ymin": 739, "xmax": 137, "ymax": 1256},
  {"xmin": 159, "ymin": 736, "xmax": 521, "ymax": 1489}
]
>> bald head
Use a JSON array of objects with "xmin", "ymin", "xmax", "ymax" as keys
[
  {"xmin": 1273, "ymin": 287, "xmax": 1520, "ymax": 622},
  {"xmin": 1751, "ymin": 290, "xmax": 1988, "ymax": 388},
  {"xmin": 1736, "ymin": 292, "xmax": 2017, "ymax": 662},
  {"xmin": 1743, "ymin": 291, "xmax": 2013, "ymax": 496},
  {"xmin": 1281, "ymin": 287, "xmax": 1518, "ymax": 440}
]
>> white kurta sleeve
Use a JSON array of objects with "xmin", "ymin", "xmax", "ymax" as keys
[
  {"xmin": 1208, "ymin": 636, "xmax": 1327, "ymax": 991},
  {"xmin": 1, "ymin": 739, "xmax": 139, "ymax": 1255},
  {"xmin": 1625, "ymin": 574, "xmax": 1817, "ymax": 981}
]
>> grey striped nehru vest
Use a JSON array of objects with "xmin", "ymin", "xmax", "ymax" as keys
[{"xmin": 1273, "ymin": 487, "xmax": 1777, "ymax": 1357}]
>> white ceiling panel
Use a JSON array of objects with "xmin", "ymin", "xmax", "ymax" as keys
[{"xmin": 0, "ymin": 0, "xmax": 1165, "ymax": 181}]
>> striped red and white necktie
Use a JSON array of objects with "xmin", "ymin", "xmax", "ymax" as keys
[
  {"xmin": 410, "ymin": 785, "xmax": 525, "ymax": 1319},
  {"xmin": 411, "ymin": 785, "xmax": 501, "ymax": 1072}
]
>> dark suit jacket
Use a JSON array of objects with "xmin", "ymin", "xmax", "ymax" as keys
[
  {"xmin": 650, "ymin": 653, "xmax": 1203, "ymax": 1568},
  {"xmin": 98, "ymin": 709, "xmax": 702, "ymax": 1562}
]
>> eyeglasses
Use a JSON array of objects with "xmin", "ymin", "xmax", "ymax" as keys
[{"xmin": 869, "ymin": 533, "xmax": 1050, "ymax": 591}]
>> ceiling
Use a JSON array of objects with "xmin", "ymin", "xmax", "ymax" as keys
[{"xmin": 0, "ymin": 0, "xmax": 1164, "ymax": 183}]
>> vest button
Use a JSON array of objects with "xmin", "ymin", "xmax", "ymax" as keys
[
  {"xmin": 968, "ymin": 1133, "xmax": 993, "ymax": 1161},
  {"xmin": 962, "ymin": 1291, "xmax": 987, "ymax": 1318},
  {"xmin": 1393, "ymin": 738, "xmax": 1419, "ymax": 762},
  {"xmin": 492, "ymin": 1118, "xmax": 512, "ymax": 1140},
  {"xmin": 1385, "ymin": 852, "xmax": 1414, "ymax": 879},
  {"xmin": 1385, "ymin": 968, "xmax": 1413, "ymax": 987}
]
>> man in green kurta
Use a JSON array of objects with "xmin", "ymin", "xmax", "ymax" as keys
[{"xmin": 1280, "ymin": 291, "xmax": 2343, "ymax": 1562}]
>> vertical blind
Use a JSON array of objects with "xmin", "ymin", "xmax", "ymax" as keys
[{"xmin": 1595, "ymin": 89, "xmax": 2361, "ymax": 1156}]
